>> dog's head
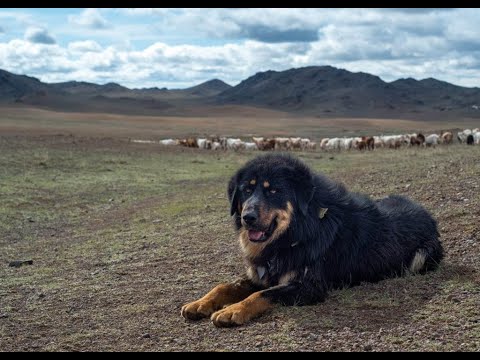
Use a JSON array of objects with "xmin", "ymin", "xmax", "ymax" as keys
[{"xmin": 228, "ymin": 153, "xmax": 314, "ymax": 245}]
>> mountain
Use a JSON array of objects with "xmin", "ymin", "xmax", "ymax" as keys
[
  {"xmin": 216, "ymin": 66, "xmax": 480, "ymax": 117},
  {"xmin": 0, "ymin": 69, "xmax": 58, "ymax": 101},
  {"xmin": 50, "ymin": 81, "xmax": 129, "ymax": 95},
  {"xmin": 180, "ymin": 79, "xmax": 232, "ymax": 97},
  {"xmin": 1, "ymin": 66, "xmax": 480, "ymax": 118}
]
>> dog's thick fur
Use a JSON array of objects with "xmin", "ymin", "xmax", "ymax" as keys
[{"xmin": 181, "ymin": 153, "xmax": 443, "ymax": 327}]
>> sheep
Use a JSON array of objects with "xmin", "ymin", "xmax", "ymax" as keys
[
  {"xmin": 343, "ymin": 137, "xmax": 354, "ymax": 150},
  {"xmin": 457, "ymin": 129, "xmax": 472, "ymax": 143},
  {"xmin": 364, "ymin": 136, "xmax": 375, "ymax": 150},
  {"xmin": 425, "ymin": 134, "xmax": 440, "ymax": 147},
  {"xmin": 326, "ymin": 138, "xmax": 342, "ymax": 151},
  {"xmin": 226, "ymin": 138, "xmax": 242, "ymax": 150},
  {"xmin": 244, "ymin": 142, "xmax": 258, "ymax": 151},
  {"xmin": 319, "ymin": 138, "xmax": 330, "ymax": 150},
  {"xmin": 160, "ymin": 139, "xmax": 178, "ymax": 146},
  {"xmin": 252, "ymin": 137, "xmax": 265, "ymax": 150},
  {"xmin": 300, "ymin": 138, "xmax": 311, "ymax": 151},
  {"xmin": 441, "ymin": 132, "xmax": 453, "ymax": 145},
  {"xmin": 289, "ymin": 137, "xmax": 302, "ymax": 150},
  {"xmin": 196, "ymin": 138, "xmax": 207, "ymax": 149},
  {"xmin": 132, "ymin": 139, "xmax": 156, "ymax": 144},
  {"xmin": 474, "ymin": 131, "xmax": 480, "ymax": 145},
  {"xmin": 373, "ymin": 136, "xmax": 384, "ymax": 148},
  {"xmin": 467, "ymin": 134, "xmax": 475, "ymax": 145},
  {"xmin": 410, "ymin": 133, "xmax": 425, "ymax": 147},
  {"xmin": 274, "ymin": 137, "xmax": 292, "ymax": 151}
]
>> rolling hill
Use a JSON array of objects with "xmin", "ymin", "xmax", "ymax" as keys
[{"xmin": 1, "ymin": 66, "xmax": 480, "ymax": 119}]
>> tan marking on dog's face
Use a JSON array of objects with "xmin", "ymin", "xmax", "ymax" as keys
[
  {"xmin": 250, "ymin": 179, "xmax": 256, "ymax": 185},
  {"xmin": 239, "ymin": 201, "xmax": 294, "ymax": 260},
  {"xmin": 239, "ymin": 229, "xmax": 269, "ymax": 261},
  {"xmin": 278, "ymin": 271, "xmax": 296, "ymax": 285},
  {"xmin": 270, "ymin": 201, "xmax": 293, "ymax": 241},
  {"xmin": 263, "ymin": 181, "xmax": 270, "ymax": 188}
]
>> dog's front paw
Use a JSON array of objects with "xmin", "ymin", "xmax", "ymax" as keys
[
  {"xmin": 210, "ymin": 302, "xmax": 250, "ymax": 327},
  {"xmin": 181, "ymin": 299, "xmax": 216, "ymax": 320}
]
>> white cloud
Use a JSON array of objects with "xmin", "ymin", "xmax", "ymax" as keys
[
  {"xmin": 68, "ymin": 40, "xmax": 102, "ymax": 53},
  {"xmin": 1, "ymin": 9, "xmax": 480, "ymax": 88},
  {"xmin": 68, "ymin": 8, "xmax": 110, "ymax": 29},
  {"xmin": 24, "ymin": 27, "xmax": 56, "ymax": 44}
]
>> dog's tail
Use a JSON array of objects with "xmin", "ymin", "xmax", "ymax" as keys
[{"xmin": 409, "ymin": 240, "xmax": 443, "ymax": 274}]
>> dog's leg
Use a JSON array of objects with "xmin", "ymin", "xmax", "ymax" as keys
[
  {"xmin": 181, "ymin": 279, "xmax": 258, "ymax": 320},
  {"xmin": 210, "ymin": 289, "xmax": 274, "ymax": 327},
  {"xmin": 211, "ymin": 282, "xmax": 325, "ymax": 327}
]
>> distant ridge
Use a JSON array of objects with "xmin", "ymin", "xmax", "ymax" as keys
[{"xmin": 1, "ymin": 66, "xmax": 480, "ymax": 119}]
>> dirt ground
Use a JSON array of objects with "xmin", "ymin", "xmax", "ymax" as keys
[
  {"xmin": 0, "ymin": 128, "xmax": 479, "ymax": 351},
  {"xmin": 2, "ymin": 106, "xmax": 480, "ymax": 140}
]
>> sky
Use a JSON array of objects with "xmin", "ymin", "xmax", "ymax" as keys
[{"xmin": 0, "ymin": 8, "xmax": 479, "ymax": 89}]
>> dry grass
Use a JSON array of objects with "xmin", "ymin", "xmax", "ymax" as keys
[{"xmin": 1, "ymin": 132, "xmax": 479, "ymax": 351}]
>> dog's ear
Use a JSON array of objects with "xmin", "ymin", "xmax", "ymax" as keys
[
  {"xmin": 230, "ymin": 186, "xmax": 240, "ymax": 216},
  {"xmin": 295, "ymin": 178, "xmax": 315, "ymax": 217},
  {"xmin": 228, "ymin": 174, "xmax": 240, "ymax": 216}
]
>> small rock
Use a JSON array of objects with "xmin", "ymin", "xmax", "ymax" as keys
[
  {"xmin": 0, "ymin": 314, "xmax": 9, "ymax": 319},
  {"xmin": 109, "ymin": 198, "xmax": 114, "ymax": 202},
  {"xmin": 38, "ymin": 293, "xmax": 46, "ymax": 299},
  {"xmin": 364, "ymin": 344, "xmax": 373, "ymax": 352},
  {"xmin": 9, "ymin": 260, "xmax": 33, "ymax": 268},
  {"xmin": 405, "ymin": 184, "xmax": 411, "ymax": 189},
  {"xmin": 142, "ymin": 333, "xmax": 151, "ymax": 339},
  {"xmin": 446, "ymin": 294, "xmax": 459, "ymax": 302}
]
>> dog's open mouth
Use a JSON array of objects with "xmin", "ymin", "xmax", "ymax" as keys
[{"xmin": 247, "ymin": 217, "xmax": 277, "ymax": 243}]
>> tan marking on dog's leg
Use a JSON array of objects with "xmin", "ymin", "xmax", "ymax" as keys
[
  {"xmin": 409, "ymin": 249, "xmax": 427, "ymax": 273},
  {"xmin": 181, "ymin": 281, "xmax": 254, "ymax": 320},
  {"xmin": 211, "ymin": 292, "xmax": 273, "ymax": 327},
  {"xmin": 263, "ymin": 181, "xmax": 270, "ymax": 188},
  {"xmin": 250, "ymin": 179, "xmax": 256, "ymax": 185}
]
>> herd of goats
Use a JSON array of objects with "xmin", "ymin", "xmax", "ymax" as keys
[{"xmin": 133, "ymin": 128, "xmax": 480, "ymax": 152}]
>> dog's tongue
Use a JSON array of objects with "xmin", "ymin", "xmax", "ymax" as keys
[{"xmin": 248, "ymin": 230, "xmax": 264, "ymax": 241}]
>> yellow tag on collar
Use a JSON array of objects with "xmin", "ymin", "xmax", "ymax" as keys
[{"xmin": 319, "ymin": 208, "xmax": 328, "ymax": 219}]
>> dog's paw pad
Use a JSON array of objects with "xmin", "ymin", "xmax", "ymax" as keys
[
  {"xmin": 211, "ymin": 306, "xmax": 246, "ymax": 327},
  {"xmin": 181, "ymin": 300, "xmax": 215, "ymax": 320}
]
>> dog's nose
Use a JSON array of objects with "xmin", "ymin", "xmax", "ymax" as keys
[{"xmin": 242, "ymin": 213, "xmax": 257, "ymax": 225}]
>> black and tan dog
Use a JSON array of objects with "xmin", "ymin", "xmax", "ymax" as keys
[{"xmin": 181, "ymin": 153, "xmax": 443, "ymax": 327}]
